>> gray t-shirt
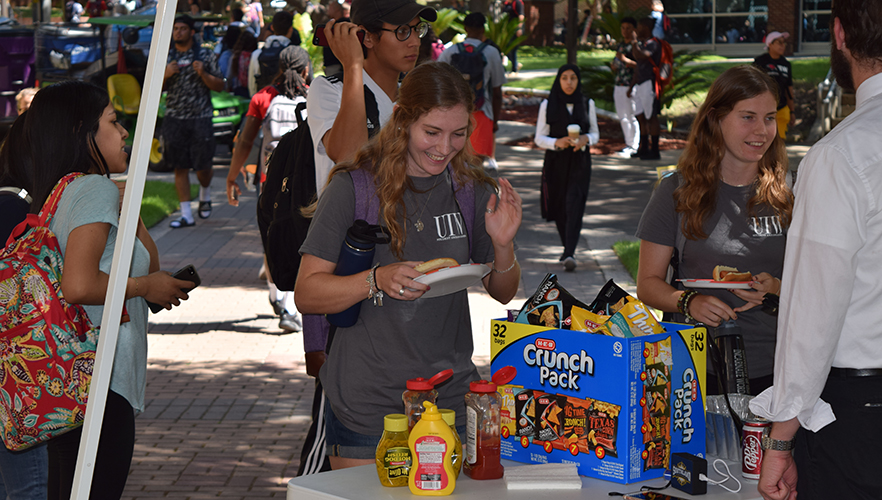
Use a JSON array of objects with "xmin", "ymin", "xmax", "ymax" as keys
[
  {"xmin": 636, "ymin": 173, "xmax": 786, "ymax": 377},
  {"xmin": 301, "ymin": 169, "xmax": 495, "ymax": 435},
  {"xmin": 50, "ymin": 175, "xmax": 151, "ymax": 412}
]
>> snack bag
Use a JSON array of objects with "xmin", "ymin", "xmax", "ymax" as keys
[
  {"xmin": 535, "ymin": 393, "xmax": 566, "ymax": 444},
  {"xmin": 587, "ymin": 400, "xmax": 621, "ymax": 458},
  {"xmin": 570, "ymin": 306, "xmax": 610, "ymax": 334},
  {"xmin": 587, "ymin": 279, "xmax": 632, "ymax": 315},
  {"xmin": 600, "ymin": 296, "xmax": 666, "ymax": 338},
  {"xmin": 561, "ymin": 396, "xmax": 593, "ymax": 454},
  {"xmin": 514, "ymin": 388, "xmax": 537, "ymax": 440},
  {"xmin": 515, "ymin": 273, "xmax": 591, "ymax": 329},
  {"xmin": 497, "ymin": 384, "xmax": 521, "ymax": 438}
]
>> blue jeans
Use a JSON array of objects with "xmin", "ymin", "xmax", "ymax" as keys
[{"xmin": 0, "ymin": 442, "xmax": 48, "ymax": 500}]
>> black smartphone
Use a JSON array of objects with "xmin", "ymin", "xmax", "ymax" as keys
[
  {"xmin": 146, "ymin": 264, "xmax": 201, "ymax": 314},
  {"xmin": 313, "ymin": 24, "xmax": 365, "ymax": 47}
]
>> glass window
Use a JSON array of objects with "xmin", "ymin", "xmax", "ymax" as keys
[
  {"xmin": 715, "ymin": 14, "xmax": 767, "ymax": 43},
  {"xmin": 802, "ymin": 13, "xmax": 830, "ymax": 42},
  {"xmin": 802, "ymin": 0, "xmax": 831, "ymax": 10},
  {"xmin": 666, "ymin": 16, "xmax": 713, "ymax": 44},
  {"xmin": 666, "ymin": 0, "xmax": 712, "ymax": 15}
]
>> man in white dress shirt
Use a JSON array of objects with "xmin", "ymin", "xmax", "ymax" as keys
[{"xmin": 749, "ymin": 1, "xmax": 882, "ymax": 499}]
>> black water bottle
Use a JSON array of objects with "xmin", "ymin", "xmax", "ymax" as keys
[
  {"xmin": 714, "ymin": 319, "xmax": 751, "ymax": 394},
  {"xmin": 326, "ymin": 220, "xmax": 390, "ymax": 328}
]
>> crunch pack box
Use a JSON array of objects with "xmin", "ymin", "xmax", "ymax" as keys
[{"xmin": 491, "ymin": 320, "xmax": 706, "ymax": 484}]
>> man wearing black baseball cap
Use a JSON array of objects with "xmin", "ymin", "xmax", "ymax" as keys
[
  {"xmin": 307, "ymin": 0, "xmax": 436, "ymax": 196},
  {"xmin": 301, "ymin": 0, "xmax": 435, "ymax": 472}
]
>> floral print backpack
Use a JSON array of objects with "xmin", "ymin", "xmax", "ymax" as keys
[{"xmin": 0, "ymin": 173, "xmax": 99, "ymax": 451}]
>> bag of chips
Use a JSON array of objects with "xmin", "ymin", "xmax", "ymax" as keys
[{"xmin": 515, "ymin": 273, "xmax": 591, "ymax": 329}]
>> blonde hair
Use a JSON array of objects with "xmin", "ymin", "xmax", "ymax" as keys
[
  {"xmin": 675, "ymin": 65, "xmax": 793, "ymax": 239},
  {"xmin": 327, "ymin": 62, "xmax": 496, "ymax": 259}
]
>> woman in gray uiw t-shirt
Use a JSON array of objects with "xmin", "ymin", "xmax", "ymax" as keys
[{"xmin": 635, "ymin": 65, "xmax": 794, "ymax": 396}]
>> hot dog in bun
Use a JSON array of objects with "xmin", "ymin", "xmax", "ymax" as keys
[
  {"xmin": 414, "ymin": 258, "xmax": 458, "ymax": 274},
  {"xmin": 713, "ymin": 265, "xmax": 752, "ymax": 282}
]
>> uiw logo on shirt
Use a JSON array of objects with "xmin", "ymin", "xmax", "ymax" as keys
[
  {"xmin": 749, "ymin": 216, "xmax": 785, "ymax": 237},
  {"xmin": 433, "ymin": 212, "xmax": 467, "ymax": 241}
]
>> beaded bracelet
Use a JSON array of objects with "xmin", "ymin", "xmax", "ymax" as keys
[
  {"xmin": 677, "ymin": 290, "xmax": 699, "ymax": 323},
  {"xmin": 366, "ymin": 263, "xmax": 383, "ymax": 307}
]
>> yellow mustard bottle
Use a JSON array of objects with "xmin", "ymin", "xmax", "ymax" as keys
[
  {"xmin": 408, "ymin": 402, "xmax": 456, "ymax": 496},
  {"xmin": 376, "ymin": 414, "xmax": 411, "ymax": 487},
  {"xmin": 438, "ymin": 409, "xmax": 462, "ymax": 478}
]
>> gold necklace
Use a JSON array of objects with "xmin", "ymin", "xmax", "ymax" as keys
[
  {"xmin": 721, "ymin": 174, "xmax": 755, "ymax": 188},
  {"xmin": 410, "ymin": 173, "xmax": 442, "ymax": 232}
]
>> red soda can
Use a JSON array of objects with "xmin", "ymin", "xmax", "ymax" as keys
[{"xmin": 742, "ymin": 419, "xmax": 770, "ymax": 480}]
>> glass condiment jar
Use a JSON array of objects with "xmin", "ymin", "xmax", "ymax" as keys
[
  {"xmin": 463, "ymin": 366, "xmax": 516, "ymax": 480},
  {"xmin": 376, "ymin": 413, "xmax": 411, "ymax": 487},
  {"xmin": 439, "ymin": 409, "xmax": 462, "ymax": 477},
  {"xmin": 403, "ymin": 369, "xmax": 453, "ymax": 431}
]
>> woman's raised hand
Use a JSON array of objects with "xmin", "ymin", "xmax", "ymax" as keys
[{"xmin": 485, "ymin": 177, "xmax": 522, "ymax": 247}]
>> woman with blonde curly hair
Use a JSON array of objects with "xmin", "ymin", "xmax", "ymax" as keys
[
  {"xmin": 636, "ymin": 65, "xmax": 793, "ymax": 396},
  {"xmin": 295, "ymin": 62, "xmax": 522, "ymax": 469}
]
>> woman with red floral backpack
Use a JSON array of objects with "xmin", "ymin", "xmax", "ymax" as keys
[{"xmin": 21, "ymin": 81, "xmax": 193, "ymax": 500}]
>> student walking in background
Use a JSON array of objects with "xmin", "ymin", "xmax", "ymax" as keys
[
  {"xmin": 753, "ymin": 31, "xmax": 795, "ymax": 140},
  {"xmin": 533, "ymin": 64, "xmax": 598, "ymax": 272},
  {"xmin": 611, "ymin": 16, "xmax": 640, "ymax": 158}
]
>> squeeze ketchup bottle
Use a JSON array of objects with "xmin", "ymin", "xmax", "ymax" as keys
[
  {"xmin": 463, "ymin": 366, "xmax": 516, "ymax": 480},
  {"xmin": 403, "ymin": 369, "xmax": 453, "ymax": 431}
]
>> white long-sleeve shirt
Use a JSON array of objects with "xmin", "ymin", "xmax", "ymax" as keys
[
  {"xmin": 533, "ymin": 98, "xmax": 599, "ymax": 151},
  {"xmin": 750, "ymin": 72, "xmax": 882, "ymax": 432}
]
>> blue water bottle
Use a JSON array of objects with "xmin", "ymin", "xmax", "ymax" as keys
[{"xmin": 326, "ymin": 220, "xmax": 390, "ymax": 327}]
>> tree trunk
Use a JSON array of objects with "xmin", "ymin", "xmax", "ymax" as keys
[{"xmin": 565, "ymin": 0, "xmax": 578, "ymax": 64}]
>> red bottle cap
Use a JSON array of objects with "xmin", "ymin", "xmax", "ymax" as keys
[
  {"xmin": 469, "ymin": 366, "xmax": 518, "ymax": 393},
  {"xmin": 406, "ymin": 368, "xmax": 453, "ymax": 391}
]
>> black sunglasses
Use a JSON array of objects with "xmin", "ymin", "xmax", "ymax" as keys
[{"xmin": 379, "ymin": 20, "xmax": 429, "ymax": 42}]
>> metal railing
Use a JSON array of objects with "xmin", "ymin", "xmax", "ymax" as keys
[{"xmin": 808, "ymin": 68, "xmax": 839, "ymax": 142}]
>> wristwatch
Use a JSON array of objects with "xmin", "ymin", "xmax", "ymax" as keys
[{"xmin": 761, "ymin": 428, "xmax": 795, "ymax": 451}]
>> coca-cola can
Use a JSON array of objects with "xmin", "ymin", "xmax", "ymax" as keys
[{"xmin": 742, "ymin": 419, "xmax": 770, "ymax": 480}]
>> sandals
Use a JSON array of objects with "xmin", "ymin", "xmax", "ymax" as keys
[
  {"xmin": 169, "ymin": 217, "xmax": 195, "ymax": 228},
  {"xmin": 198, "ymin": 200, "xmax": 212, "ymax": 219}
]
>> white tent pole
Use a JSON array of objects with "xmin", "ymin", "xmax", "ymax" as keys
[{"xmin": 70, "ymin": 0, "xmax": 177, "ymax": 496}]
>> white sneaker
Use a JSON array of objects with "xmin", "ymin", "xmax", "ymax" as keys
[{"xmin": 616, "ymin": 147, "xmax": 637, "ymax": 158}]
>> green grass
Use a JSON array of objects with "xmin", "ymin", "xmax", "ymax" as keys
[
  {"xmin": 516, "ymin": 46, "xmax": 616, "ymax": 72},
  {"xmin": 613, "ymin": 240, "xmax": 640, "ymax": 282},
  {"xmin": 140, "ymin": 181, "xmax": 199, "ymax": 229}
]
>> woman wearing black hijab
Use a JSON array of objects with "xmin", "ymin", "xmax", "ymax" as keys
[{"xmin": 533, "ymin": 64, "xmax": 599, "ymax": 271}]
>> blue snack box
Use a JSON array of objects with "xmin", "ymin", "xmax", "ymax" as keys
[{"xmin": 491, "ymin": 320, "xmax": 707, "ymax": 484}]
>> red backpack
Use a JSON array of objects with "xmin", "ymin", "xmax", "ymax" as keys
[
  {"xmin": 0, "ymin": 173, "xmax": 98, "ymax": 451},
  {"xmin": 651, "ymin": 37, "xmax": 674, "ymax": 98}
]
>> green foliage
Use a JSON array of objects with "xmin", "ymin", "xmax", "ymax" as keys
[
  {"xmin": 432, "ymin": 8, "xmax": 464, "ymax": 39},
  {"xmin": 294, "ymin": 12, "xmax": 324, "ymax": 75},
  {"xmin": 579, "ymin": 64, "xmax": 615, "ymax": 111},
  {"xmin": 658, "ymin": 50, "xmax": 716, "ymax": 110},
  {"xmin": 140, "ymin": 181, "xmax": 199, "ymax": 229},
  {"xmin": 613, "ymin": 240, "xmax": 640, "ymax": 281},
  {"xmin": 515, "ymin": 46, "xmax": 615, "ymax": 72},
  {"xmin": 592, "ymin": 8, "xmax": 650, "ymax": 42},
  {"xmin": 486, "ymin": 16, "xmax": 529, "ymax": 59}
]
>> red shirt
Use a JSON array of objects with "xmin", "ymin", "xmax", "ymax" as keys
[{"xmin": 246, "ymin": 85, "xmax": 280, "ymax": 121}]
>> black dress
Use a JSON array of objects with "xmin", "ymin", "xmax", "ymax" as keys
[{"xmin": 540, "ymin": 97, "xmax": 592, "ymax": 259}]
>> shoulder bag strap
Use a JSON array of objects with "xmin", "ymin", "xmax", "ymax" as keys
[{"xmin": 38, "ymin": 172, "xmax": 86, "ymax": 227}]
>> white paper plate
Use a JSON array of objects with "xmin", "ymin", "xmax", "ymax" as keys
[
  {"xmin": 413, "ymin": 264, "xmax": 491, "ymax": 298},
  {"xmin": 677, "ymin": 279, "xmax": 752, "ymax": 290}
]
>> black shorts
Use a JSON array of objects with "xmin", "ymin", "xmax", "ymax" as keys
[{"xmin": 161, "ymin": 116, "xmax": 215, "ymax": 171}]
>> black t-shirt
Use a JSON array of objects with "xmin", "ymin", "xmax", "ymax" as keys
[
  {"xmin": 753, "ymin": 53, "xmax": 793, "ymax": 110},
  {"xmin": 634, "ymin": 38, "xmax": 661, "ymax": 84},
  {"xmin": 0, "ymin": 191, "xmax": 28, "ymax": 242}
]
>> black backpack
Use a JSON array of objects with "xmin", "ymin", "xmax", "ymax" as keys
[
  {"xmin": 450, "ymin": 41, "xmax": 490, "ymax": 109},
  {"xmin": 258, "ymin": 79, "xmax": 381, "ymax": 291},
  {"xmin": 256, "ymin": 40, "xmax": 286, "ymax": 91}
]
